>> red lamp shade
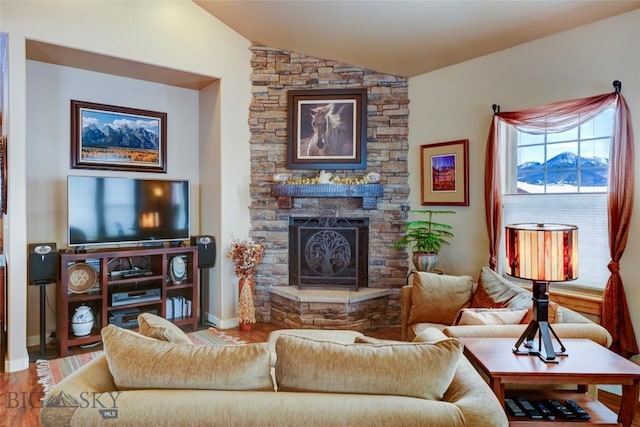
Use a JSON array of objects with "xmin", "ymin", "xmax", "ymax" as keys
[{"xmin": 505, "ymin": 223, "xmax": 578, "ymax": 282}]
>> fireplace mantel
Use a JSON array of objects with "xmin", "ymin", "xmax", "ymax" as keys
[{"xmin": 271, "ymin": 184, "xmax": 383, "ymax": 209}]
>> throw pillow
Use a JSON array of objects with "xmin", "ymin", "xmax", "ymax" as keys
[
  {"xmin": 471, "ymin": 267, "xmax": 523, "ymax": 308},
  {"xmin": 472, "ymin": 266, "xmax": 561, "ymax": 323},
  {"xmin": 408, "ymin": 272, "xmax": 474, "ymax": 326},
  {"xmin": 275, "ymin": 335, "xmax": 462, "ymax": 400},
  {"xmin": 137, "ymin": 312, "xmax": 193, "ymax": 345},
  {"xmin": 453, "ymin": 308, "xmax": 529, "ymax": 326},
  {"xmin": 520, "ymin": 302, "xmax": 561, "ymax": 324},
  {"xmin": 102, "ymin": 325, "xmax": 273, "ymax": 391}
]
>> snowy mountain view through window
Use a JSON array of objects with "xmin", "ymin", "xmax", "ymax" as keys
[
  {"xmin": 502, "ymin": 107, "xmax": 614, "ymax": 289},
  {"xmin": 514, "ymin": 108, "xmax": 613, "ymax": 194}
]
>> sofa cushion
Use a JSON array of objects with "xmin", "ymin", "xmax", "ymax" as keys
[
  {"xmin": 354, "ymin": 335, "xmax": 400, "ymax": 345},
  {"xmin": 520, "ymin": 304, "xmax": 561, "ymax": 324},
  {"xmin": 267, "ymin": 329, "xmax": 364, "ymax": 367},
  {"xmin": 137, "ymin": 312, "xmax": 193, "ymax": 345},
  {"xmin": 471, "ymin": 267, "xmax": 523, "ymax": 308},
  {"xmin": 275, "ymin": 334, "xmax": 462, "ymax": 400},
  {"xmin": 408, "ymin": 272, "xmax": 474, "ymax": 326},
  {"xmin": 454, "ymin": 308, "xmax": 528, "ymax": 325},
  {"xmin": 102, "ymin": 325, "xmax": 273, "ymax": 391},
  {"xmin": 472, "ymin": 267, "xmax": 560, "ymax": 323}
]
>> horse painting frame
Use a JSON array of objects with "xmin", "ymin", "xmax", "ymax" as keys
[
  {"xmin": 71, "ymin": 100, "xmax": 167, "ymax": 173},
  {"xmin": 287, "ymin": 89, "xmax": 367, "ymax": 169},
  {"xmin": 420, "ymin": 140, "xmax": 469, "ymax": 206}
]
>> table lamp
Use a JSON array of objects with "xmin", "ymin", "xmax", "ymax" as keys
[{"xmin": 505, "ymin": 223, "xmax": 578, "ymax": 362}]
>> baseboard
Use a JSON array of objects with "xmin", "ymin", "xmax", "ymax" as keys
[
  {"xmin": 206, "ymin": 313, "xmax": 238, "ymax": 329},
  {"xmin": 27, "ymin": 331, "xmax": 55, "ymax": 348},
  {"xmin": 5, "ymin": 354, "xmax": 29, "ymax": 373}
]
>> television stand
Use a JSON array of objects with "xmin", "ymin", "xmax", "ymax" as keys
[{"xmin": 56, "ymin": 246, "xmax": 198, "ymax": 356}]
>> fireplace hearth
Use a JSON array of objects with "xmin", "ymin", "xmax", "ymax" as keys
[{"xmin": 289, "ymin": 215, "xmax": 369, "ymax": 290}]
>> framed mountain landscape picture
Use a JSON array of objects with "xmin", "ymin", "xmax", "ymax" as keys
[
  {"xmin": 71, "ymin": 100, "xmax": 167, "ymax": 172},
  {"xmin": 420, "ymin": 139, "xmax": 469, "ymax": 206}
]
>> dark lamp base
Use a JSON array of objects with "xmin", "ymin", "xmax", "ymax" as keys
[{"xmin": 513, "ymin": 280, "xmax": 567, "ymax": 363}]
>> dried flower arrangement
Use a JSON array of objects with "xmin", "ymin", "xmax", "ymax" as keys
[
  {"xmin": 227, "ymin": 238, "xmax": 265, "ymax": 279},
  {"xmin": 227, "ymin": 238, "xmax": 264, "ymax": 327}
]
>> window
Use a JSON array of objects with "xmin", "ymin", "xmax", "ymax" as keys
[{"xmin": 501, "ymin": 108, "xmax": 614, "ymax": 289}]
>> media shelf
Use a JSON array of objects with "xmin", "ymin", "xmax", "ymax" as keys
[
  {"xmin": 505, "ymin": 390, "xmax": 618, "ymax": 426},
  {"xmin": 56, "ymin": 246, "xmax": 198, "ymax": 356}
]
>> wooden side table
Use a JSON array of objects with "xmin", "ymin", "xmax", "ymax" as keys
[{"xmin": 461, "ymin": 337, "xmax": 640, "ymax": 427}]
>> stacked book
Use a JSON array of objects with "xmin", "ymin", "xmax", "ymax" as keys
[{"xmin": 166, "ymin": 296, "xmax": 192, "ymax": 320}]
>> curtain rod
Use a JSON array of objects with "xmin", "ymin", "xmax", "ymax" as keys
[{"xmin": 492, "ymin": 80, "xmax": 623, "ymax": 112}]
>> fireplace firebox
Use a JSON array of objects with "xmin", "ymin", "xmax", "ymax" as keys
[{"xmin": 289, "ymin": 216, "xmax": 369, "ymax": 290}]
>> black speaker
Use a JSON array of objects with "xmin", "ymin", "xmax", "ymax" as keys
[
  {"xmin": 191, "ymin": 236, "xmax": 216, "ymax": 268},
  {"xmin": 28, "ymin": 243, "xmax": 57, "ymax": 285}
]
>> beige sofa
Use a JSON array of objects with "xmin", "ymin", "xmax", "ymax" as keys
[
  {"xmin": 40, "ymin": 315, "xmax": 508, "ymax": 427},
  {"xmin": 402, "ymin": 267, "xmax": 612, "ymax": 347}
]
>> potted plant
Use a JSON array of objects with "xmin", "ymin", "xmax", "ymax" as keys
[{"xmin": 392, "ymin": 209, "xmax": 455, "ymax": 272}]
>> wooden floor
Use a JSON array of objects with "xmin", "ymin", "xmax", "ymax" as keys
[{"xmin": 1, "ymin": 322, "xmax": 638, "ymax": 426}]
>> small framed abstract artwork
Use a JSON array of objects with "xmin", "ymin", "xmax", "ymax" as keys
[
  {"xmin": 71, "ymin": 100, "xmax": 167, "ymax": 173},
  {"xmin": 420, "ymin": 139, "xmax": 469, "ymax": 206}
]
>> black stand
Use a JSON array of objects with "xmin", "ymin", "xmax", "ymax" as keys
[
  {"xmin": 29, "ymin": 281, "xmax": 55, "ymax": 362},
  {"xmin": 513, "ymin": 281, "xmax": 567, "ymax": 363},
  {"xmin": 199, "ymin": 268, "xmax": 209, "ymax": 328}
]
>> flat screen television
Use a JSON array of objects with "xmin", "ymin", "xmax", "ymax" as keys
[{"xmin": 68, "ymin": 176, "xmax": 190, "ymax": 247}]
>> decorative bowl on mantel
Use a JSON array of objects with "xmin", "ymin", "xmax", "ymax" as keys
[{"xmin": 365, "ymin": 172, "xmax": 381, "ymax": 183}]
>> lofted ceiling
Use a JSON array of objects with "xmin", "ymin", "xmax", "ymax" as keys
[{"xmin": 195, "ymin": 0, "xmax": 640, "ymax": 77}]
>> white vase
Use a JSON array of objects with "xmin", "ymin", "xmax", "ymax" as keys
[{"xmin": 72, "ymin": 305, "xmax": 95, "ymax": 337}]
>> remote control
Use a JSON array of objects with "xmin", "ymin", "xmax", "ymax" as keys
[
  {"xmin": 545, "ymin": 399, "xmax": 577, "ymax": 419},
  {"xmin": 535, "ymin": 402, "xmax": 555, "ymax": 420},
  {"xmin": 565, "ymin": 400, "xmax": 591, "ymax": 420},
  {"xmin": 515, "ymin": 398, "xmax": 543, "ymax": 419},
  {"xmin": 505, "ymin": 399, "xmax": 526, "ymax": 417}
]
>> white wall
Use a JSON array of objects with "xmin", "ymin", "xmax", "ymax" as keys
[
  {"xmin": 25, "ymin": 60, "xmax": 201, "ymax": 343},
  {"xmin": 409, "ymin": 10, "xmax": 640, "ymax": 339},
  {"xmin": 1, "ymin": 1, "xmax": 251, "ymax": 371}
]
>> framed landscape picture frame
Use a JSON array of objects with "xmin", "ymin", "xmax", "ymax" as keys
[
  {"xmin": 420, "ymin": 139, "xmax": 469, "ymax": 206},
  {"xmin": 71, "ymin": 100, "xmax": 167, "ymax": 173},
  {"xmin": 287, "ymin": 88, "xmax": 367, "ymax": 169}
]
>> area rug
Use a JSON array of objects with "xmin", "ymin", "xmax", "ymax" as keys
[{"xmin": 36, "ymin": 327, "xmax": 247, "ymax": 395}]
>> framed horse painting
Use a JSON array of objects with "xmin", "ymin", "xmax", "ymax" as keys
[{"xmin": 287, "ymin": 89, "xmax": 367, "ymax": 169}]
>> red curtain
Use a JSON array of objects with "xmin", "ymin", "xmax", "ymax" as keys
[
  {"xmin": 603, "ymin": 95, "xmax": 638, "ymax": 357},
  {"xmin": 484, "ymin": 90, "xmax": 639, "ymax": 357},
  {"xmin": 484, "ymin": 119, "xmax": 501, "ymax": 271}
]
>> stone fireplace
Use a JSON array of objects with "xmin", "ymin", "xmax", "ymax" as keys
[
  {"xmin": 289, "ymin": 215, "xmax": 368, "ymax": 290},
  {"xmin": 248, "ymin": 44, "xmax": 410, "ymax": 331}
]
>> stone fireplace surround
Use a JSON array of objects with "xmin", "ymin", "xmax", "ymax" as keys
[{"xmin": 248, "ymin": 44, "xmax": 410, "ymax": 331}]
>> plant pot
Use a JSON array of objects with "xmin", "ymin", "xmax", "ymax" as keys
[{"xmin": 412, "ymin": 252, "xmax": 438, "ymax": 272}]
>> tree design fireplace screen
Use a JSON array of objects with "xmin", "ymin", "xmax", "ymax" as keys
[{"xmin": 289, "ymin": 216, "xmax": 369, "ymax": 290}]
